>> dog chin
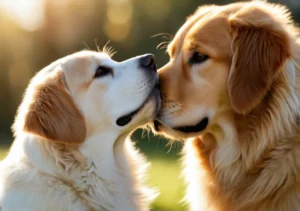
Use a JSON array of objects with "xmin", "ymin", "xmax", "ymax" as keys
[
  {"xmin": 152, "ymin": 117, "xmax": 209, "ymax": 140},
  {"xmin": 151, "ymin": 121, "xmax": 196, "ymax": 140},
  {"xmin": 130, "ymin": 90, "xmax": 161, "ymax": 129}
]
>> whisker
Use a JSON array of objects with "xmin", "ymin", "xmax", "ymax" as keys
[
  {"xmin": 82, "ymin": 40, "xmax": 90, "ymax": 50},
  {"xmin": 156, "ymin": 41, "xmax": 170, "ymax": 50},
  {"xmin": 150, "ymin": 33, "xmax": 173, "ymax": 40},
  {"xmin": 103, "ymin": 40, "xmax": 111, "ymax": 50},
  {"xmin": 147, "ymin": 128, "xmax": 151, "ymax": 141},
  {"xmin": 151, "ymin": 33, "xmax": 173, "ymax": 53},
  {"xmin": 95, "ymin": 39, "xmax": 100, "ymax": 52},
  {"xmin": 166, "ymin": 140, "xmax": 175, "ymax": 153},
  {"xmin": 102, "ymin": 40, "xmax": 117, "ymax": 57},
  {"xmin": 141, "ymin": 129, "xmax": 147, "ymax": 139}
]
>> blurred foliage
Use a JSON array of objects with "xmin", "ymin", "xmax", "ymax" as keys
[
  {"xmin": 0, "ymin": 0, "xmax": 299, "ymax": 210},
  {"xmin": 0, "ymin": 0, "xmax": 299, "ymax": 140}
]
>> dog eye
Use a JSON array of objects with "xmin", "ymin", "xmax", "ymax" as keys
[
  {"xmin": 94, "ymin": 66, "xmax": 112, "ymax": 78},
  {"xmin": 189, "ymin": 52, "xmax": 209, "ymax": 64}
]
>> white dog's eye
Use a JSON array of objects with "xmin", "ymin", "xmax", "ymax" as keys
[
  {"xmin": 94, "ymin": 66, "xmax": 113, "ymax": 78},
  {"xmin": 189, "ymin": 52, "xmax": 209, "ymax": 64}
]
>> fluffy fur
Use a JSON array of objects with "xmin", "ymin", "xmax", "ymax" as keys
[
  {"xmin": 0, "ymin": 51, "xmax": 160, "ymax": 211},
  {"xmin": 154, "ymin": 1, "xmax": 300, "ymax": 210}
]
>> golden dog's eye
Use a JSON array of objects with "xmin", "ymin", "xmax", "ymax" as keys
[
  {"xmin": 189, "ymin": 52, "xmax": 209, "ymax": 64},
  {"xmin": 94, "ymin": 66, "xmax": 113, "ymax": 78}
]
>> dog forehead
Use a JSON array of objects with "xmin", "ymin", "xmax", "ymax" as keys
[
  {"xmin": 186, "ymin": 16, "xmax": 231, "ymax": 59},
  {"xmin": 64, "ymin": 52, "xmax": 100, "ymax": 72},
  {"xmin": 179, "ymin": 2, "xmax": 245, "ymax": 43},
  {"xmin": 62, "ymin": 51, "xmax": 111, "ymax": 81},
  {"xmin": 167, "ymin": 5, "xmax": 223, "ymax": 58}
]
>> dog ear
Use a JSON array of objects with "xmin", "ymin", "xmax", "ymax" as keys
[
  {"xmin": 228, "ymin": 5, "xmax": 291, "ymax": 114},
  {"xmin": 23, "ymin": 69, "xmax": 86, "ymax": 144},
  {"xmin": 186, "ymin": 5, "xmax": 216, "ymax": 21}
]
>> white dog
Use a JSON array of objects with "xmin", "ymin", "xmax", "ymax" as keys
[{"xmin": 0, "ymin": 50, "xmax": 160, "ymax": 211}]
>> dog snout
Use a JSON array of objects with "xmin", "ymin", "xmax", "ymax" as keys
[{"xmin": 140, "ymin": 54, "xmax": 157, "ymax": 72}]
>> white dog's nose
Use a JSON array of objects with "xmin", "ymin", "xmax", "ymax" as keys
[{"xmin": 140, "ymin": 54, "xmax": 157, "ymax": 72}]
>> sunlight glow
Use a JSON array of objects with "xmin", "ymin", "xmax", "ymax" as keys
[
  {"xmin": 1, "ymin": 0, "xmax": 45, "ymax": 31},
  {"xmin": 105, "ymin": 0, "xmax": 132, "ymax": 41},
  {"xmin": 144, "ymin": 0, "xmax": 170, "ymax": 22},
  {"xmin": 107, "ymin": 1, "xmax": 132, "ymax": 24}
]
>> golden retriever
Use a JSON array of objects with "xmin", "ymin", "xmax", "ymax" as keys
[
  {"xmin": 153, "ymin": 1, "xmax": 300, "ymax": 210},
  {"xmin": 0, "ymin": 51, "xmax": 160, "ymax": 211}
]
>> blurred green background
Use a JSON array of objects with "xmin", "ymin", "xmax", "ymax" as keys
[{"xmin": 0, "ymin": 0, "xmax": 299, "ymax": 210}]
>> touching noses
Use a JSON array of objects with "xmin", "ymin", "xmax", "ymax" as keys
[{"xmin": 139, "ymin": 54, "xmax": 157, "ymax": 72}]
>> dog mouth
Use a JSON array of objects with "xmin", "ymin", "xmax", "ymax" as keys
[
  {"xmin": 154, "ymin": 117, "xmax": 209, "ymax": 133},
  {"xmin": 116, "ymin": 83, "xmax": 160, "ymax": 127},
  {"xmin": 173, "ymin": 117, "xmax": 209, "ymax": 133},
  {"xmin": 153, "ymin": 120, "xmax": 160, "ymax": 131}
]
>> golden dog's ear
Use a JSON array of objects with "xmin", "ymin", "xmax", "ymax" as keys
[
  {"xmin": 228, "ymin": 5, "xmax": 291, "ymax": 114},
  {"xmin": 186, "ymin": 5, "xmax": 215, "ymax": 21},
  {"xmin": 23, "ymin": 70, "xmax": 86, "ymax": 144}
]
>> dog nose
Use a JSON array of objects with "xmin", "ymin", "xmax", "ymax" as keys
[{"xmin": 140, "ymin": 54, "xmax": 156, "ymax": 71}]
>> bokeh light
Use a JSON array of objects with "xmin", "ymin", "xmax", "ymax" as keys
[
  {"xmin": 1, "ymin": 0, "xmax": 45, "ymax": 31},
  {"xmin": 105, "ymin": 0, "xmax": 133, "ymax": 41},
  {"xmin": 144, "ymin": 0, "xmax": 171, "ymax": 22}
]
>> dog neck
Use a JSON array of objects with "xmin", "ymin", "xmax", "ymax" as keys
[
  {"xmin": 9, "ymin": 131, "xmax": 153, "ymax": 211},
  {"xmin": 79, "ymin": 132, "xmax": 120, "ymax": 175},
  {"xmin": 184, "ymin": 57, "xmax": 300, "ymax": 210}
]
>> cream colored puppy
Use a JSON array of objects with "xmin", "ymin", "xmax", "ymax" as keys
[{"xmin": 0, "ymin": 51, "xmax": 160, "ymax": 211}]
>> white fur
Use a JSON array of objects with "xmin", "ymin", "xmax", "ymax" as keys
[{"xmin": 0, "ymin": 51, "xmax": 160, "ymax": 211}]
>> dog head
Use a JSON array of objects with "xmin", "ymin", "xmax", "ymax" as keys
[
  {"xmin": 14, "ymin": 51, "xmax": 160, "ymax": 144},
  {"xmin": 153, "ymin": 1, "xmax": 298, "ymax": 139}
]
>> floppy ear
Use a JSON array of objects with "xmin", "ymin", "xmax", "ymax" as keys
[
  {"xmin": 186, "ymin": 5, "xmax": 216, "ymax": 21},
  {"xmin": 23, "ymin": 70, "xmax": 86, "ymax": 144},
  {"xmin": 228, "ymin": 6, "xmax": 291, "ymax": 114}
]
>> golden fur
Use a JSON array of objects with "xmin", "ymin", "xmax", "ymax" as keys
[
  {"xmin": 154, "ymin": 1, "xmax": 300, "ymax": 210},
  {"xmin": 23, "ymin": 70, "xmax": 86, "ymax": 144}
]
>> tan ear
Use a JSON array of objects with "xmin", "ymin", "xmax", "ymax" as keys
[
  {"xmin": 186, "ymin": 5, "xmax": 215, "ymax": 21},
  {"xmin": 228, "ymin": 6, "xmax": 291, "ymax": 114},
  {"xmin": 23, "ymin": 71, "xmax": 86, "ymax": 144}
]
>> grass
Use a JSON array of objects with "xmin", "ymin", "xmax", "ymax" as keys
[
  {"xmin": 0, "ymin": 147, "xmax": 8, "ymax": 160},
  {"xmin": 0, "ymin": 134, "xmax": 187, "ymax": 211},
  {"xmin": 148, "ymin": 157, "xmax": 187, "ymax": 211}
]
